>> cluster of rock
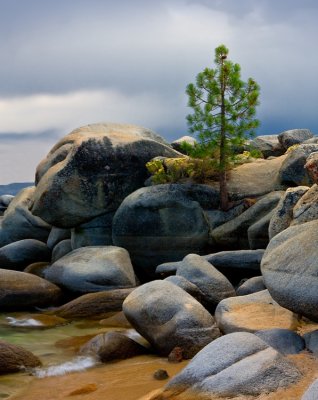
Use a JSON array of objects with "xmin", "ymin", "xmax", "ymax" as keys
[{"xmin": 1, "ymin": 124, "xmax": 318, "ymax": 399}]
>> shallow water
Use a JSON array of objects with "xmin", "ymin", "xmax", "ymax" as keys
[{"xmin": 0, "ymin": 312, "xmax": 187, "ymax": 399}]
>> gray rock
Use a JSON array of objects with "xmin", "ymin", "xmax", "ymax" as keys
[
  {"xmin": 71, "ymin": 212, "xmax": 114, "ymax": 249},
  {"xmin": 247, "ymin": 209, "xmax": 275, "ymax": 249},
  {"xmin": 261, "ymin": 219, "xmax": 318, "ymax": 321},
  {"xmin": 0, "ymin": 239, "xmax": 51, "ymax": 271},
  {"xmin": 303, "ymin": 330, "xmax": 318, "ymax": 354},
  {"xmin": 269, "ymin": 186, "xmax": 309, "ymax": 239},
  {"xmin": 122, "ymin": 280, "xmax": 220, "ymax": 358},
  {"xmin": 205, "ymin": 202, "xmax": 246, "ymax": 230},
  {"xmin": 278, "ymin": 144, "xmax": 318, "ymax": 186},
  {"xmin": 278, "ymin": 129, "xmax": 314, "ymax": 150},
  {"xmin": 292, "ymin": 184, "xmax": 318, "ymax": 225},
  {"xmin": 0, "ymin": 187, "xmax": 51, "ymax": 247},
  {"xmin": 302, "ymin": 378, "xmax": 318, "ymax": 400},
  {"xmin": 0, "ymin": 269, "xmax": 62, "ymax": 309},
  {"xmin": 215, "ymin": 290, "xmax": 299, "ymax": 334},
  {"xmin": 155, "ymin": 261, "xmax": 182, "ymax": 277},
  {"xmin": 164, "ymin": 275, "xmax": 204, "ymax": 303},
  {"xmin": 171, "ymin": 135, "xmax": 197, "ymax": 153},
  {"xmin": 51, "ymin": 239, "xmax": 72, "ymax": 263},
  {"xmin": 176, "ymin": 254, "xmax": 235, "ymax": 311},
  {"xmin": 304, "ymin": 151, "xmax": 318, "ymax": 184},
  {"xmin": 23, "ymin": 262, "xmax": 50, "ymax": 278},
  {"xmin": 47, "ymin": 227, "xmax": 71, "ymax": 250},
  {"xmin": 0, "ymin": 340, "xmax": 41, "ymax": 374},
  {"xmin": 255, "ymin": 329, "xmax": 305, "ymax": 354},
  {"xmin": 45, "ymin": 246, "xmax": 136, "ymax": 293},
  {"xmin": 112, "ymin": 184, "xmax": 218, "ymax": 276},
  {"xmin": 0, "ymin": 195, "xmax": 14, "ymax": 215},
  {"xmin": 80, "ymin": 331, "xmax": 148, "ymax": 362},
  {"xmin": 211, "ymin": 191, "xmax": 283, "ymax": 249},
  {"xmin": 205, "ymin": 249, "xmax": 264, "ymax": 284},
  {"xmin": 249, "ymin": 135, "xmax": 284, "ymax": 158},
  {"xmin": 31, "ymin": 123, "xmax": 181, "ymax": 228},
  {"xmin": 236, "ymin": 276, "xmax": 266, "ymax": 296},
  {"xmin": 165, "ymin": 332, "xmax": 300, "ymax": 398}
]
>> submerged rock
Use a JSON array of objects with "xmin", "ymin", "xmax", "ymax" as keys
[{"xmin": 0, "ymin": 340, "xmax": 41, "ymax": 374}]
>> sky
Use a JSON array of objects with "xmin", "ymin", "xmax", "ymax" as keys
[{"xmin": 1, "ymin": 0, "xmax": 318, "ymax": 183}]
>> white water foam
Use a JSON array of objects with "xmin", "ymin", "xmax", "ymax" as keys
[
  {"xmin": 33, "ymin": 356, "xmax": 99, "ymax": 378},
  {"xmin": 6, "ymin": 317, "xmax": 44, "ymax": 327}
]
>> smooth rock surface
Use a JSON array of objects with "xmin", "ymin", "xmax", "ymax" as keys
[
  {"xmin": 164, "ymin": 275, "xmax": 204, "ymax": 303},
  {"xmin": 255, "ymin": 329, "xmax": 305, "ymax": 354},
  {"xmin": 278, "ymin": 128, "xmax": 314, "ymax": 150},
  {"xmin": 0, "ymin": 269, "xmax": 62, "ymax": 309},
  {"xmin": 215, "ymin": 290, "xmax": 299, "ymax": 334},
  {"xmin": 176, "ymin": 254, "xmax": 235, "ymax": 311},
  {"xmin": 249, "ymin": 135, "xmax": 284, "ymax": 158},
  {"xmin": 113, "ymin": 184, "xmax": 218, "ymax": 275},
  {"xmin": 236, "ymin": 276, "xmax": 266, "ymax": 296},
  {"xmin": 0, "ymin": 340, "xmax": 41, "ymax": 374},
  {"xmin": 303, "ymin": 330, "xmax": 318, "ymax": 354},
  {"xmin": 45, "ymin": 246, "xmax": 136, "ymax": 293},
  {"xmin": 31, "ymin": 123, "xmax": 180, "ymax": 228},
  {"xmin": 292, "ymin": 184, "xmax": 318, "ymax": 225},
  {"xmin": 51, "ymin": 239, "xmax": 72, "ymax": 263},
  {"xmin": 302, "ymin": 378, "xmax": 318, "ymax": 400},
  {"xmin": 164, "ymin": 332, "xmax": 300, "ymax": 398},
  {"xmin": 123, "ymin": 280, "xmax": 220, "ymax": 358},
  {"xmin": 261, "ymin": 219, "xmax": 318, "ymax": 321},
  {"xmin": 0, "ymin": 239, "xmax": 51, "ymax": 271}
]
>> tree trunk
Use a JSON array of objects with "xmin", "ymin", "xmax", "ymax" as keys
[{"xmin": 219, "ymin": 170, "xmax": 229, "ymax": 210}]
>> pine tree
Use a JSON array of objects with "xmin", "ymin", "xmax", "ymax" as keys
[{"xmin": 186, "ymin": 44, "xmax": 260, "ymax": 210}]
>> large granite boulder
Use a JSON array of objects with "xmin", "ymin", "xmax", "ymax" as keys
[
  {"xmin": 255, "ymin": 329, "xmax": 305, "ymax": 355},
  {"xmin": 261, "ymin": 219, "xmax": 318, "ymax": 321},
  {"xmin": 215, "ymin": 290, "xmax": 298, "ymax": 334},
  {"xmin": 304, "ymin": 151, "xmax": 318, "ymax": 183},
  {"xmin": 176, "ymin": 254, "xmax": 235, "ymax": 311},
  {"xmin": 112, "ymin": 184, "xmax": 219, "ymax": 275},
  {"xmin": 45, "ymin": 246, "xmax": 136, "ymax": 293},
  {"xmin": 0, "ymin": 239, "xmax": 51, "ymax": 271},
  {"xmin": 0, "ymin": 194, "xmax": 14, "ymax": 215},
  {"xmin": 269, "ymin": 186, "xmax": 309, "ymax": 239},
  {"xmin": 30, "ymin": 123, "xmax": 180, "ymax": 228},
  {"xmin": 278, "ymin": 144, "xmax": 318, "ymax": 186},
  {"xmin": 236, "ymin": 276, "xmax": 266, "ymax": 296},
  {"xmin": 278, "ymin": 128, "xmax": 314, "ymax": 150},
  {"xmin": 160, "ymin": 332, "xmax": 300, "ymax": 399},
  {"xmin": 122, "ymin": 280, "xmax": 220, "ymax": 358},
  {"xmin": 0, "ymin": 340, "xmax": 41, "ymax": 374},
  {"xmin": 0, "ymin": 187, "xmax": 51, "ymax": 247},
  {"xmin": 0, "ymin": 269, "xmax": 62, "ymax": 309},
  {"xmin": 211, "ymin": 191, "xmax": 283, "ymax": 250}
]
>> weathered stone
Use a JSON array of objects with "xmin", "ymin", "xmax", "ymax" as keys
[
  {"xmin": 31, "ymin": 123, "xmax": 181, "ymax": 228},
  {"xmin": 302, "ymin": 378, "xmax": 318, "ymax": 400},
  {"xmin": 211, "ymin": 191, "xmax": 283, "ymax": 249},
  {"xmin": 0, "ymin": 269, "xmax": 62, "ymax": 309},
  {"xmin": 176, "ymin": 254, "xmax": 235, "ymax": 311},
  {"xmin": 0, "ymin": 187, "xmax": 51, "ymax": 247},
  {"xmin": 155, "ymin": 261, "xmax": 182, "ymax": 277},
  {"xmin": 261, "ymin": 220, "xmax": 318, "ymax": 321},
  {"xmin": 113, "ymin": 184, "xmax": 218, "ymax": 276},
  {"xmin": 45, "ymin": 246, "xmax": 136, "ymax": 293},
  {"xmin": 51, "ymin": 239, "xmax": 72, "ymax": 263},
  {"xmin": 269, "ymin": 186, "xmax": 309, "ymax": 239},
  {"xmin": 249, "ymin": 135, "xmax": 284, "ymax": 158},
  {"xmin": 236, "ymin": 276, "xmax": 266, "ymax": 296},
  {"xmin": 304, "ymin": 151, "xmax": 318, "ymax": 184},
  {"xmin": 0, "ymin": 340, "xmax": 41, "ymax": 374},
  {"xmin": 278, "ymin": 144, "xmax": 318, "ymax": 186},
  {"xmin": 0, "ymin": 239, "xmax": 51, "ymax": 271},
  {"xmin": 71, "ymin": 212, "xmax": 114, "ymax": 249},
  {"xmin": 80, "ymin": 331, "xmax": 148, "ymax": 362},
  {"xmin": 164, "ymin": 275, "xmax": 204, "ymax": 303},
  {"xmin": 205, "ymin": 249, "xmax": 264, "ymax": 284},
  {"xmin": 54, "ymin": 288, "xmax": 134, "ymax": 319},
  {"xmin": 123, "ymin": 280, "xmax": 220, "ymax": 358},
  {"xmin": 205, "ymin": 202, "xmax": 246, "ymax": 230},
  {"xmin": 247, "ymin": 209, "xmax": 275, "ymax": 249},
  {"xmin": 171, "ymin": 136, "xmax": 197, "ymax": 153},
  {"xmin": 303, "ymin": 330, "xmax": 318, "ymax": 354},
  {"xmin": 23, "ymin": 262, "xmax": 50, "ymax": 278},
  {"xmin": 278, "ymin": 128, "xmax": 314, "ymax": 150},
  {"xmin": 164, "ymin": 332, "xmax": 300, "ymax": 398},
  {"xmin": 292, "ymin": 184, "xmax": 318, "ymax": 225},
  {"xmin": 255, "ymin": 329, "xmax": 305, "ymax": 355},
  {"xmin": 47, "ymin": 227, "xmax": 71, "ymax": 250},
  {"xmin": 215, "ymin": 290, "xmax": 299, "ymax": 334}
]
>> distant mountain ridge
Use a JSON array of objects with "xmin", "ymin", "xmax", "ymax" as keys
[{"xmin": 0, "ymin": 182, "xmax": 33, "ymax": 196}]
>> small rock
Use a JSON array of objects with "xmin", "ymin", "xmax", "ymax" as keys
[
  {"xmin": 168, "ymin": 347, "xmax": 183, "ymax": 363},
  {"xmin": 153, "ymin": 369, "xmax": 169, "ymax": 380}
]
